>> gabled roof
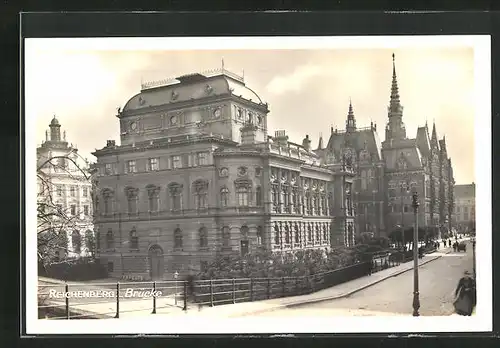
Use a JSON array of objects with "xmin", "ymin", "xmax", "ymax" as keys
[
  {"xmin": 416, "ymin": 126, "xmax": 431, "ymax": 157},
  {"xmin": 326, "ymin": 128, "xmax": 382, "ymax": 161}
]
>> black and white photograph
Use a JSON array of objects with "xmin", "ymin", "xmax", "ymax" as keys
[{"xmin": 25, "ymin": 35, "xmax": 491, "ymax": 334}]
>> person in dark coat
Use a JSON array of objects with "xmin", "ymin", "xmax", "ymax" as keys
[{"xmin": 454, "ymin": 270, "xmax": 476, "ymax": 316}]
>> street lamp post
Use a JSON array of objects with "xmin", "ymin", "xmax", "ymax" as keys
[{"xmin": 412, "ymin": 191, "xmax": 420, "ymax": 317}]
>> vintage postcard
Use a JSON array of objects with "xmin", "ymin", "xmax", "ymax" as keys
[{"xmin": 24, "ymin": 35, "xmax": 491, "ymax": 334}]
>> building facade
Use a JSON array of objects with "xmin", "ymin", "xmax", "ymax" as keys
[
  {"xmin": 322, "ymin": 54, "xmax": 455, "ymax": 240},
  {"xmin": 37, "ymin": 116, "xmax": 94, "ymax": 261},
  {"xmin": 454, "ymin": 183, "xmax": 475, "ymax": 233},
  {"xmin": 92, "ymin": 69, "xmax": 356, "ymax": 280}
]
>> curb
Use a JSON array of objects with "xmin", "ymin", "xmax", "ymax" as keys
[{"xmin": 234, "ymin": 248, "xmax": 455, "ymax": 317}]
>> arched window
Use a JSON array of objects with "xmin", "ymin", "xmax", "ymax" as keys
[
  {"xmin": 168, "ymin": 182, "xmax": 183, "ymax": 211},
  {"xmin": 322, "ymin": 224, "xmax": 328, "ymax": 242},
  {"xmin": 193, "ymin": 180, "xmax": 209, "ymax": 209},
  {"xmin": 222, "ymin": 226, "xmax": 230, "ymax": 247},
  {"xmin": 106, "ymin": 229, "xmax": 113, "ymax": 249},
  {"xmin": 146, "ymin": 185, "xmax": 160, "ymax": 213},
  {"xmin": 220, "ymin": 187, "xmax": 229, "ymax": 208},
  {"xmin": 256, "ymin": 186, "xmax": 262, "ymax": 206},
  {"xmin": 174, "ymin": 228, "xmax": 183, "ymax": 249},
  {"xmin": 129, "ymin": 227, "xmax": 138, "ymax": 249},
  {"xmin": 294, "ymin": 223, "xmax": 300, "ymax": 243},
  {"xmin": 315, "ymin": 224, "xmax": 320, "ymax": 243},
  {"xmin": 199, "ymin": 227, "xmax": 208, "ymax": 248},
  {"xmin": 256, "ymin": 226, "xmax": 263, "ymax": 245},
  {"xmin": 274, "ymin": 224, "xmax": 280, "ymax": 245},
  {"xmin": 72, "ymin": 230, "xmax": 81, "ymax": 254}
]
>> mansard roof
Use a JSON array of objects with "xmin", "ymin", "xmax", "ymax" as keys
[
  {"xmin": 122, "ymin": 69, "xmax": 264, "ymax": 113},
  {"xmin": 454, "ymin": 183, "xmax": 475, "ymax": 198}
]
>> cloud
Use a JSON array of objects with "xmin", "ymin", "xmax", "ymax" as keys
[{"xmin": 266, "ymin": 64, "xmax": 322, "ymax": 95}]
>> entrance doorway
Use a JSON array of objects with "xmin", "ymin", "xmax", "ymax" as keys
[{"xmin": 148, "ymin": 244, "xmax": 164, "ymax": 280}]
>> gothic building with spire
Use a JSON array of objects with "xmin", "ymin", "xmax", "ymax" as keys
[
  {"xmin": 321, "ymin": 54, "xmax": 455, "ymax": 239},
  {"xmin": 37, "ymin": 116, "xmax": 94, "ymax": 261}
]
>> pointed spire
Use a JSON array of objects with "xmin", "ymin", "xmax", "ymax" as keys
[
  {"xmin": 390, "ymin": 53, "xmax": 401, "ymax": 108},
  {"xmin": 221, "ymin": 57, "xmax": 225, "ymax": 70},
  {"xmin": 346, "ymin": 98, "xmax": 356, "ymax": 132},
  {"xmin": 431, "ymin": 121, "xmax": 438, "ymax": 147}
]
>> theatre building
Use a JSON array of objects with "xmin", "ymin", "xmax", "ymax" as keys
[{"xmin": 92, "ymin": 68, "xmax": 356, "ymax": 280}]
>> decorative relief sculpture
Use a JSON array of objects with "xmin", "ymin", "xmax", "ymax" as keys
[
  {"xmin": 171, "ymin": 90, "xmax": 179, "ymax": 100},
  {"xmin": 219, "ymin": 167, "xmax": 229, "ymax": 177},
  {"xmin": 237, "ymin": 166, "xmax": 248, "ymax": 176}
]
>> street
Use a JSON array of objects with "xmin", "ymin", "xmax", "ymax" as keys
[{"xmin": 252, "ymin": 241, "xmax": 474, "ymax": 317}]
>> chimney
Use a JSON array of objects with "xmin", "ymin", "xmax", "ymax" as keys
[
  {"xmin": 240, "ymin": 122, "xmax": 258, "ymax": 145},
  {"xmin": 302, "ymin": 134, "xmax": 311, "ymax": 151},
  {"xmin": 106, "ymin": 140, "xmax": 116, "ymax": 147},
  {"xmin": 274, "ymin": 130, "xmax": 289, "ymax": 146}
]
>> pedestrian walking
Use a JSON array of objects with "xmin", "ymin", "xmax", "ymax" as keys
[
  {"xmin": 453, "ymin": 242, "xmax": 457, "ymax": 252},
  {"xmin": 453, "ymin": 270, "xmax": 476, "ymax": 316}
]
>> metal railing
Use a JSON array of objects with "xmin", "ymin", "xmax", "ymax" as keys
[{"xmin": 38, "ymin": 255, "xmax": 403, "ymax": 319}]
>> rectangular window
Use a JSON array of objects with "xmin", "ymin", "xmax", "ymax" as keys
[
  {"xmin": 57, "ymin": 185, "xmax": 63, "ymax": 197},
  {"xmin": 107, "ymin": 262, "xmax": 114, "ymax": 273},
  {"xmin": 200, "ymin": 261, "xmax": 208, "ymax": 273},
  {"xmin": 83, "ymin": 205, "xmax": 89, "ymax": 216},
  {"xmin": 240, "ymin": 240, "xmax": 249, "ymax": 256},
  {"xmin": 105, "ymin": 163, "xmax": 113, "ymax": 175},
  {"xmin": 149, "ymin": 195, "xmax": 159, "ymax": 212},
  {"xmin": 82, "ymin": 187, "xmax": 88, "ymax": 197},
  {"xmin": 70, "ymin": 186, "xmax": 76, "ymax": 197},
  {"xmin": 464, "ymin": 213, "xmax": 469, "ymax": 221},
  {"xmin": 127, "ymin": 160, "xmax": 136, "ymax": 173},
  {"xmin": 148, "ymin": 157, "xmax": 159, "ymax": 171},
  {"xmin": 172, "ymin": 155, "xmax": 181, "ymax": 169},
  {"xmin": 198, "ymin": 152, "xmax": 207, "ymax": 166},
  {"xmin": 464, "ymin": 206, "xmax": 468, "ymax": 213},
  {"xmin": 70, "ymin": 204, "xmax": 76, "ymax": 216},
  {"xmin": 127, "ymin": 197, "xmax": 137, "ymax": 214}
]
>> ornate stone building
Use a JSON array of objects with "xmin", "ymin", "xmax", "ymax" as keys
[
  {"xmin": 92, "ymin": 69, "xmax": 355, "ymax": 280},
  {"xmin": 454, "ymin": 183, "xmax": 475, "ymax": 233},
  {"xmin": 323, "ymin": 54, "xmax": 455, "ymax": 240},
  {"xmin": 37, "ymin": 116, "xmax": 94, "ymax": 260}
]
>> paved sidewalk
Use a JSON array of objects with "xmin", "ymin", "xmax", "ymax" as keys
[{"xmin": 38, "ymin": 238, "xmax": 467, "ymax": 319}]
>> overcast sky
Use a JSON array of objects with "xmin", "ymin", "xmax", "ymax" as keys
[{"xmin": 26, "ymin": 40, "xmax": 476, "ymax": 185}]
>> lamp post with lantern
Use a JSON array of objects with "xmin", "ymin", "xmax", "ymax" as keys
[{"xmin": 412, "ymin": 190, "xmax": 420, "ymax": 317}]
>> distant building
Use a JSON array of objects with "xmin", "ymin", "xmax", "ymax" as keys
[
  {"xmin": 320, "ymin": 53, "xmax": 455, "ymax": 240},
  {"xmin": 454, "ymin": 183, "xmax": 475, "ymax": 233},
  {"xmin": 37, "ymin": 116, "xmax": 94, "ymax": 261},
  {"xmin": 92, "ymin": 68, "xmax": 356, "ymax": 281}
]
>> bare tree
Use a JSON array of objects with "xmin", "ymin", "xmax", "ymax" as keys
[{"xmin": 37, "ymin": 150, "xmax": 94, "ymax": 270}]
